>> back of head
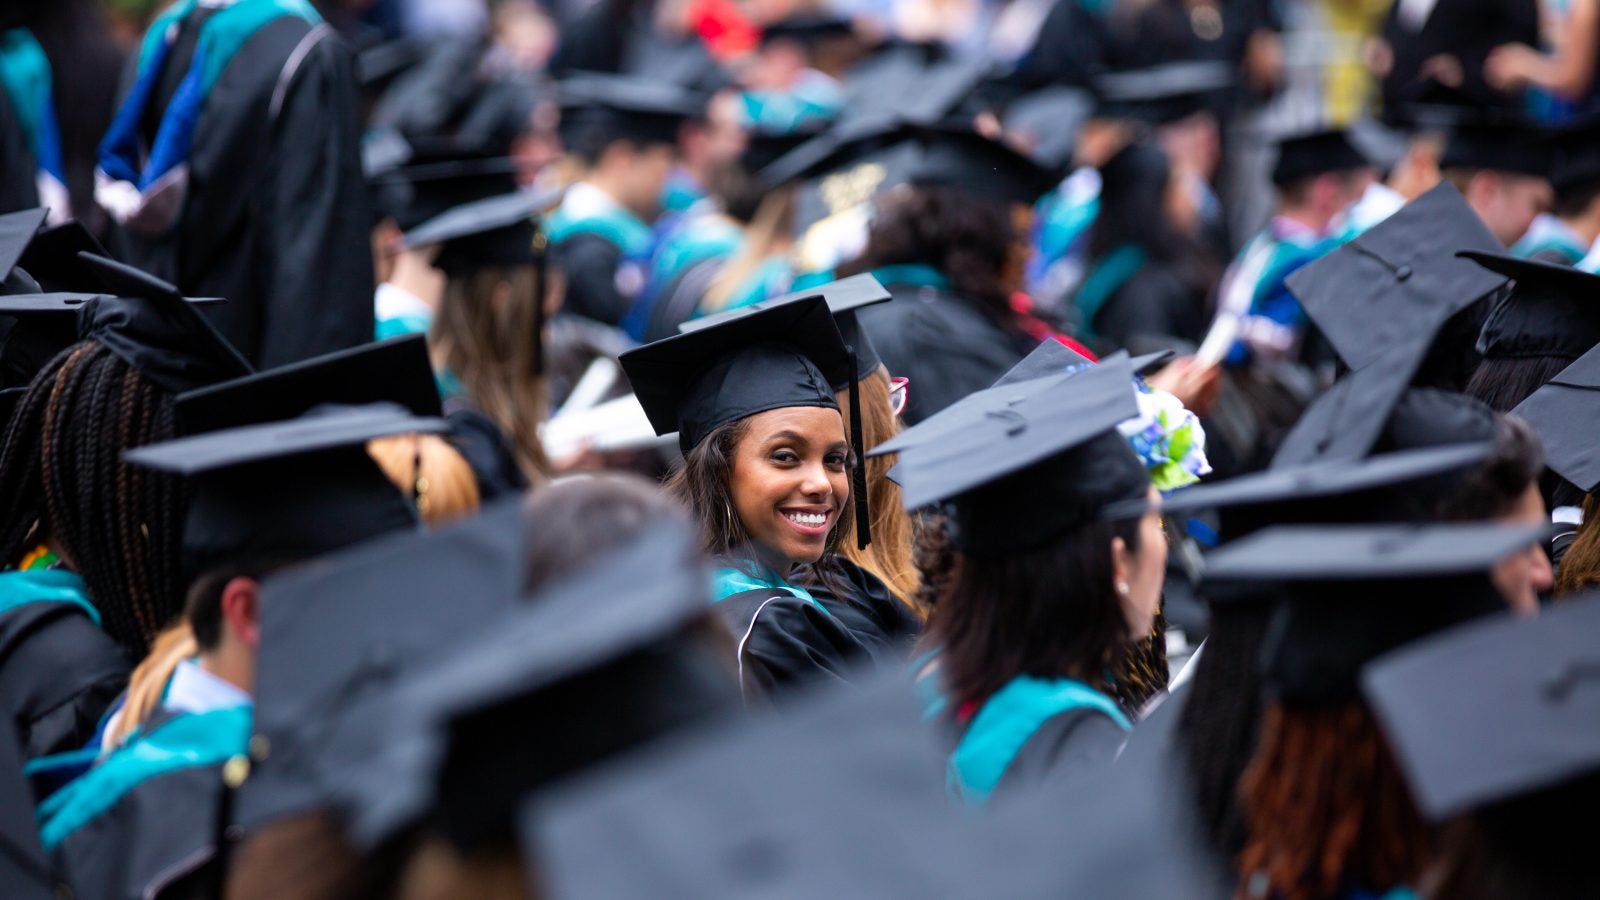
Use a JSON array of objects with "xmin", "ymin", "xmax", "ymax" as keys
[{"xmin": 521, "ymin": 473, "xmax": 691, "ymax": 594}]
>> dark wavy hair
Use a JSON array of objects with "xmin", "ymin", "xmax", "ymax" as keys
[
  {"xmin": 927, "ymin": 516, "xmax": 1146, "ymax": 717},
  {"xmin": 838, "ymin": 184, "xmax": 1019, "ymax": 325}
]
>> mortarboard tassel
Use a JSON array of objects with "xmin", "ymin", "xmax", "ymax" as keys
[{"xmin": 846, "ymin": 345, "xmax": 871, "ymax": 550}]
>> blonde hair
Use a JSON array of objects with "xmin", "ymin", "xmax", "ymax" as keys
[
  {"xmin": 367, "ymin": 433, "xmax": 482, "ymax": 525},
  {"xmin": 103, "ymin": 621, "xmax": 197, "ymax": 749},
  {"xmin": 700, "ymin": 187, "xmax": 796, "ymax": 314},
  {"xmin": 838, "ymin": 367, "xmax": 923, "ymax": 617},
  {"xmin": 432, "ymin": 265, "xmax": 552, "ymax": 483}
]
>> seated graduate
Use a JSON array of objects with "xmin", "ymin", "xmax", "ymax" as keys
[
  {"xmin": 682, "ymin": 274, "xmax": 924, "ymax": 655},
  {"xmin": 1513, "ymin": 342, "xmax": 1600, "ymax": 582},
  {"xmin": 1364, "ymin": 597, "xmax": 1600, "ymax": 900},
  {"xmin": 1510, "ymin": 118, "xmax": 1600, "ymax": 264},
  {"xmin": 548, "ymin": 74, "xmax": 702, "ymax": 328},
  {"xmin": 0, "ymin": 243, "xmax": 251, "ymax": 761},
  {"xmin": 622, "ymin": 295, "xmax": 875, "ymax": 699},
  {"xmin": 887, "ymin": 355, "xmax": 1168, "ymax": 808},
  {"xmin": 37, "ymin": 396, "xmax": 438, "ymax": 900},
  {"xmin": 395, "ymin": 187, "xmax": 562, "ymax": 492},
  {"xmin": 1209, "ymin": 521, "xmax": 1551, "ymax": 900}
]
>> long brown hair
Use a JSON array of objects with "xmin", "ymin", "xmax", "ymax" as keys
[
  {"xmin": 1555, "ymin": 492, "xmax": 1600, "ymax": 597},
  {"xmin": 836, "ymin": 368, "xmax": 922, "ymax": 616},
  {"xmin": 431, "ymin": 265, "xmax": 552, "ymax": 483},
  {"xmin": 700, "ymin": 186, "xmax": 796, "ymax": 314},
  {"xmin": 1236, "ymin": 704, "xmax": 1435, "ymax": 900}
]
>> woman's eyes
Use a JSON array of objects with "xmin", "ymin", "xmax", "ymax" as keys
[
  {"xmin": 770, "ymin": 449, "xmax": 800, "ymax": 464},
  {"xmin": 767, "ymin": 449, "xmax": 848, "ymax": 468},
  {"xmin": 825, "ymin": 453, "xmax": 847, "ymax": 469}
]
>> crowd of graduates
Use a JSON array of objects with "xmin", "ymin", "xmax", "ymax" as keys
[{"xmin": 4, "ymin": 0, "xmax": 1600, "ymax": 898}]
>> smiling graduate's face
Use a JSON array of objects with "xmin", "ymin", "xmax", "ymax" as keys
[{"xmin": 728, "ymin": 406, "xmax": 850, "ymax": 572}]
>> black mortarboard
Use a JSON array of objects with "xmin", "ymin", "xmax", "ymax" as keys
[
  {"xmin": 176, "ymin": 335, "xmax": 442, "ymax": 435},
  {"xmin": 558, "ymin": 73, "xmax": 703, "ymax": 154},
  {"xmin": 13, "ymin": 221, "xmax": 110, "ymax": 292},
  {"xmin": 1549, "ymin": 116, "xmax": 1600, "ymax": 195},
  {"xmin": 1363, "ymin": 599, "xmax": 1600, "ymax": 822},
  {"xmin": 366, "ymin": 140, "xmax": 526, "ymax": 231},
  {"xmin": 759, "ymin": 14, "xmax": 856, "ymax": 47},
  {"xmin": 1001, "ymin": 85, "xmax": 1095, "ymax": 169},
  {"xmin": 526, "ymin": 670, "xmax": 951, "ymax": 899},
  {"xmin": 1512, "ymin": 342, "xmax": 1600, "ymax": 491},
  {"xmin": 1204, "ymin": 521, "xmax": 1551, "ymax": 702},
  {"xmin": 622, "ymin": 295, "xmax": 850, "ymax": 454},
  {"xmin": 1439, "ymin": 121, "xmax": 1552, "ymax": 176},
  {"xmin": 890, "ymin": 356, "xmax": 1147, "ymax": 554},
  {"xmin": 75, "ymin": 252, "xmax": 251, "ymax": 393},
  {"xmin": 1270, "ymin": 128, "xmax": 1369, "ymax": 187},
  {"xmin": 398, "ymin": 186, "xmax": 559, "ymax": 274},
  {"xmin": 339, "ymin": 524, "xmax": 737, "ymax": 853},
  {"xmin": 1092, "ymin": 61, "xmax": 1232, "ymax": 125},
  {"xmin": 1287, "ymin": 182, "xmax": 1507, "ymax": 372},
  {"xmin": 1466, "ymin": 250, "xmax": 1600, "ymax": 361},
  {"xmin": 903, "ymin": 125, "xmax": 1061, "ymax": 207},
  {"xmin": 122, "ymin": 403, "xmax": 435, "ymax": 577},
  {"xmin": 679, "ymin": 273, "xmax": 891, "ymax": 383},
  {"xmin": 234, "ymin": 499, "xmax": 524, "ymax": 830},
  {"xmin": 739, "ymin": 118, "xmax": 833, "ymax": 175},
  {"xmin": 0, "ymin": 208, "xmax": 46, "ymax": 284}
]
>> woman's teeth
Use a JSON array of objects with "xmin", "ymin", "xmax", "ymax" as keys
[{"xmin": 784, "ymin": 511, "xmax": 827, "ymax": 527}]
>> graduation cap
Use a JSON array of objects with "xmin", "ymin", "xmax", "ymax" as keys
[
  {"xmin": 1439, "ymin": 121, "xmax": 1552, "ymax": 177},
  {"xmin": 679, "ymin": 273, "xmax": 891, "ymax": 384},
  {"xmin": 176, "ymin": 334, "xmax": 442, "ymax": 435},
  {"xmin": 526, "ymin": 670, "xmax": 953, "ymax": 899},
  {"xmin": 1286, "ymin": 182, "xmax": 1507, "ymax": 373},
  {"xmin": 1548, "ymin": 116, "xmax": 1600, "ymax": 196},
  {"xmin": 624, "ymin": 296, "xmax": 866, "ymax": 544},
  {"xmin": 398, "ymin": 186, "xmax": 560, "ymax": 274},
  {"xmin": 758, "ymin": 14, "xmax": 857, "ymax": 47},
  {"xmin": 1001, "ymin": 85, "xmax": 1095, "ymax": 170},
  {"xmin": 739, "ymin": 118, "xmax": 833, "ymax": 175},
  {"xmin": 0, "ymin": 208, "xmax": 46, "ymax": 286},
  {"xmin": 1203, "ymin": 521, "xmax": 1551, "ymax": 703},
  {"xmin": 890, "ymin": 355, "xmax": 1147, "ymax": 554},
  {"xmin": 558, "ymin": 73, "xmax": 704, "ymax": 154},
  {"xmin": 1465, "ymin": 250, "xmax": 1600, "ymax": 361},
  {"xmin": 1512, "ymin": 342, "xmax": 1600, "ymax": 491},
  {"xmin": 1092, "ymin": 61, "xmax": 1233, "ymax": 125},
  {"xmin": 0, "ymin": 292, "xmax": 100, "ymax": 389},
  {"xmin": 622, "ymin": 295, "xmax": 851, "ymax": 454},
  {"xmin": 1362, "ymin": 598, "xmax": 1600, "ymax": 822},
  {"xmin": 235, "ymin": 499, "xmax": 526, "ymax": 830},
  {"xmin": 336, "ymin": 523, "xmax": 737, "ymax": 853},
  {"xmin": 121, "ymin": 403, "xmax": 437, "ymax": 578},
  {"xmin": 1270, "ymin": 128, "xmax": 1369, "ymax": 187},
  {"xmin": 15, "ymin": 220, "xmax": 110, "ymax": 292},
  {"xmin": 75, "ymin": 252, "xmax": 251, "ymax": 393}
]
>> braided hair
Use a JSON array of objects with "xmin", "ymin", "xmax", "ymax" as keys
[{"xmin": 0, "ymin": 341, "xmax": 188, "ymax": 656}]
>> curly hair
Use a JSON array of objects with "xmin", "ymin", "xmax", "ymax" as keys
[{"xmin": 0, "ymin": 341, "xmax": 188, "ymax": 656}]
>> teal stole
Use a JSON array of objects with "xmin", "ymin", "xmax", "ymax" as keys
[
  {"xmin": 869, "ymin": 263, "xmax": 952, "ymax": 292},
  {"xmin": 0, "ymin": 569, "xmax": 100, "ymax": 626},
  {"xmin": 711, "ymin": 561, "xmax": 822, "ymax": 610},
  {"xmin": 947, "ymin": 675, "xmax": 1130, "ymax": 808},
  {"xmin": 546, "ymin": 199, "xmax": 654, "ymax": 258},
  {"xmin": 37, "ymin": 705, "xmax": 252, "ymax": 849},
  {"xmin": 1071, "ymin": 244, "xmax": 1144, "ymax": 341}
]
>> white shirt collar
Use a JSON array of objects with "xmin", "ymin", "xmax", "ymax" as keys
[{"xmin": 165, "ymin": 658, "xmax": 252, "ymax": 716}]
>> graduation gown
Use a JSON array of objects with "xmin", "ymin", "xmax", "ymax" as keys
[
  {"xmin": 1076, "ymin": 252, "xmax": 1208, "ymax": 353},
  {"xmin": 550, "ymin": 231, "xmax": 639, "ymax": 327},
  {"xmin": 0, "ymin": 569, "xmax": 128, "ymax": 760},
  {"xmin": 41, "ymin": 705, "xmax": 249, "ymax": 900},
  {"xmin": 102, "ymin": 2, "xmax": 373, "ymax": 368},
  {"xmin": 857, "ymin": 279, "xmax": 1035, "ymax": 425},
  {"xmin": 793, "ymin": 558, "xmax": 921, "ymax": 663},
  {"xmin": 0, "ymin": 62, "xmax": 40, "ymax": 214},
  {"xmin": 714, "ymin": 588, "xmax": 869, "ymax": 703}
]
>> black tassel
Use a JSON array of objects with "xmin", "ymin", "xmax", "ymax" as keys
[{"xmin": 846, "ymin": 346, "xmax": 871, "ymax": 550}]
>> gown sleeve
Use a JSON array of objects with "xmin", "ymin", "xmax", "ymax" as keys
[
  {"xmin": 0, "ymin": 603, "xmax": 129, "ymax": 760},
  {"xmin": 712, "ymin": 589, "xmax": 870, "ymax": 703},
  {"xmin": 257, "ymin": 28, "xmax": 374, "ymax": 367},
  {"xmin": 795, "ymin": 559, "xmax": 921, "ymax": 664},
  {"xmin": 552, "ymin": 232, "xmax": 631, "ymax": 326}
]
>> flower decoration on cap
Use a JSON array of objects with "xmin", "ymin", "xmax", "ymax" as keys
[{"xmin": 1117, "ymin": 380, "xmax": 1211, "ymax": 492}]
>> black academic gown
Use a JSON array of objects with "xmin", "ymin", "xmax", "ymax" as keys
[
  {"xmin": 550, "ymin": 233, "xmax": 632, "ymax": 326},
  {"xmin": 1089, "ymin": 262, "xmax": 1208, "ymax": 354},
  {"xmin": 441, "ymin": 401, "xmax": 529, "ymax": 502},
  {"xmin": 0, "ymin": 88, "xmax": 39, "ymax": 214},
  {"xmin": 106, "ymin": 12, "xmax": 374, "ymax": 368},
  {"xmin": 714, "ymin": 589, "xmax": 869, "ymax": 703},
  {"xmin": 0, "ymin": 602, "xmax": 128, "ymax": 760},
  {"xmin": 794, "ymin": 558, "xmax": 921, "ymax": 664},
  {"xmin": 857, "ymin": 286, "xmax": 1035, "ymax": 425},
  {"xmin": 1000, "ymin": 708, "xmax": 1128, "ymax": 797}
]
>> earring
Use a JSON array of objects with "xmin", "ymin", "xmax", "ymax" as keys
[{"xmin": 1117, "ymin": 581, "xmax": 1131, "ymax": 596}]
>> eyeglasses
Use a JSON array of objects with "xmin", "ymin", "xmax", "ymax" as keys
[{"xmin": 888, "ymin": 376, "xmax": 910, "ymax": 417}]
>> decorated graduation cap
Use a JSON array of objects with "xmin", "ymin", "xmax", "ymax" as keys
[
  {"xmin": 75, "ymin": 252, "xmax": 251, "ymax": 393},
  {"xmin": 176, "ymin": 334, "xmax": 442, "ymax": 435},
  {"xmin": 398, "ymin": 186, "xmax": 559, "ymax": 275},
  {"xmin": 1363, "ymin": 598, "xmax": 1600, "ymax": 822},
  {"xmin": 558, "ymin": 73, "xmax": 704, "ymax": 157},
  {"xmin": 236, "ymin": 500, "xmax": 525, "ymax": 830},
  {"xmin": 679, "ymin": 273, "xmax": 891, "ymax": 384},
  {"xmin": 527, "ymin": 671, "xmax": 952, "ymax": 899},
  {"xmin": 122, "ymin": 402, "xmax": 439, "ymax": 578},
  {"xmin": 1092, "ymin": 60, "xmax": 1233, "ymax": 125},
  {"xmin": 1286, "ymin": 182, "xmax": 1506, "ymax": 375},
  {"xmin": 1439, "ymin": 121, "xmax": 1552, "ymax": 177},
  {"xmin": 1203, "ymin": 521, "xmax": 1551, "ymax": 703},
  {"xmin": 1270, "ymin": 128, "xmax": 1369, "ymax": 187},
  {"xmin": 336, "ymin": 524, "xmax": 736, "ymax": 853},
  {"xmin": 624, "ymin": 295, "xmax": 869, "ymax": 545},
  {"xmin": 1465, "ymin": 250, "xmax": 1600, "ymax": 361},
  {"xmin": 1512, "ymin": 342, "xmax": 1600, "ymax": 492},
  {"xmin": 889, "ymin": 355, "xmax": 1145, "ymax": 554}
]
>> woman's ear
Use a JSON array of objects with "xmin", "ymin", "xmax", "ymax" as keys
[{"xmin": 1110, "ymin": 535, "xmax": 1133, "ymax": 596}]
